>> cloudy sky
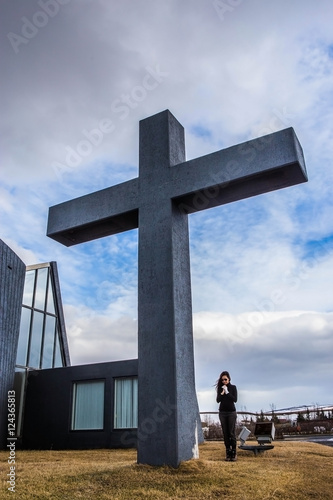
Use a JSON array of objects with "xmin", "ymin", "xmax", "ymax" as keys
[{"xmin": 1, "ymin": 0, "xmax": 333, "ymax": 416}]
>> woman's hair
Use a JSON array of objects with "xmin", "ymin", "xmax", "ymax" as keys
[{"xmin": 215, "ymin": 371, "xmax": 231, "ymax": 393}]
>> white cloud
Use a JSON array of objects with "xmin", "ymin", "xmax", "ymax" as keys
[
  {"xmin": 64, "ymin": 304, "xmax": 137, "ymax": 365},
  {"xmin": 194, "ymin": 310, "xmax": 333, "ymax": 412}
]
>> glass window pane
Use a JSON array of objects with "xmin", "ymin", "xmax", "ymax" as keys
[
  {"xmin": 114, "ymin": 378, "xmax": 138, "ymax": 429},
  {"xmin": 133, "ymin": 378, "xmax": 138, "ymax": 426},
  {"xmin": 16, "ymin": 307, "xmax": 31, "ymax": 366},
  {"xmin": 22, "ymin": 270, "xmax": 35, "ymax": 307},
  {"xmin": 13, "ymin": 368, "xmax": 27, "ymax": 437},
  {"xmin": 53, "ymin": 332, "xmax": 64, "ymax": 368},
  {"xmin": 34, "ymin": 267, "xmax": 48, "ymax": 311},
  {"xmin": 42, "ymin": 315, "xmax": 56, "ymax": 369},
  {"xmin": 71, "ymin": 381, "xmax": 105, "ymax": 430},
  {"xmin": 28, "ymin": 311, "xmax": 44, "ymax": 368},
  {"xmin": 46, "ymin": 281, "xmax": 55, "ymax": 314}
]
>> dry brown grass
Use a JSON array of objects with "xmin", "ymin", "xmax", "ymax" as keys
[{"xmin": 1, "ymin": 441, "xmax": 333, "ymax": 499}]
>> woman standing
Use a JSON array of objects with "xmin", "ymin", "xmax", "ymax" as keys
[{"xmin": 216, "ymin": 370, "xmax": 238, "ymax": 461}]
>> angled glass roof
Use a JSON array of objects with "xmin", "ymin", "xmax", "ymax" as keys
[{"xmin": 16, "ymin": 262, "xmax": 70, "ymax": 370}]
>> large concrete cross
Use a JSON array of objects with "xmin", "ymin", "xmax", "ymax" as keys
[{"xmin": 47, "ymin": 110, "xmax": 307, "ymax": 466}]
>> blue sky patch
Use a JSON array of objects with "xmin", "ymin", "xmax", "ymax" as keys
[{"xmin": 190, "ymin": 125, "xmax": 212, "ymax": 139}]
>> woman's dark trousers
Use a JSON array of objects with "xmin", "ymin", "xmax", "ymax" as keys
[{"xmin": 219, "ymin": 411, "xmax": 237, "ymax": 453}]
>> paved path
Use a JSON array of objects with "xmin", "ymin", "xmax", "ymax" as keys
[{"xmin": 283, "ymin": 435, "xmax": 333, "ymax": 448}]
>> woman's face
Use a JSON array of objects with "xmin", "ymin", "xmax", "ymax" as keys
[{"xmin": 221, "ymin": 374, "xmax": 229, "ymax": 384}]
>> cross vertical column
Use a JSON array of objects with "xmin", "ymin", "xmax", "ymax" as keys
[{"xmin": 137, "ymin": 111, "xmax": 202, "ymax": 466}]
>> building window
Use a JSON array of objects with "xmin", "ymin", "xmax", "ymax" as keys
[
  {"xmin": 16, "ymin": 263, "xmax": 67, "ymax": 370},
  {"xmin": 13, "ymin": 368, "xmax": 27, "ymax": 438},
  {"xmin": 28, "ymin": 310, "xmax": 44, "ymax": 368},
  {"xmin": 42, "ymin": 315, "xmax": 56, "ymax": 369},
  {"xmin": 71, "ymin": 380, "xmax": 105, "ymax": 430},
  {"xmin": 16, "ymin": 307, "xmax": 31, "ymax": 366},
  {"xmin": 114, "ymin": 377, "xmax": 138, "ymax": 429},
  {"xmin": 22, "ymin": 269, "xmax": 35, "ymax": 307}
]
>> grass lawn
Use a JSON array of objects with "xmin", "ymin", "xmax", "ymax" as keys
[{"xmin": 1, "ymin": 440, "xmax": 333, "ymax": 499}]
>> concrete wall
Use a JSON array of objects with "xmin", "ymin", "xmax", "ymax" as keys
[
  {"xmin": 22, "ymin": 359, "xmax": 138, "ymax": 450},
  {"xmin": 0, "ymin": 240, "xmax": 26, "ymax": 449}
]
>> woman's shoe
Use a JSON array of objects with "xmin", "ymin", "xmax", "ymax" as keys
[{"xmin": 230, "ymin": 450, "xmax": 237, "ymax": 461}]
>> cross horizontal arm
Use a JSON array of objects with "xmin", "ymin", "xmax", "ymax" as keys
[
  {"xmin": 47, "ymin": 178, "xmax": 139, "ymax": 246},
  {"xmin": 171, "ymin": 128, "xmax": 307, "ymax": 214}
]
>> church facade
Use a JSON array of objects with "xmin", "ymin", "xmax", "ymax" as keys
[{"xmin": 0, "ymin": 239, "xmax": 138, "ymax": 450}]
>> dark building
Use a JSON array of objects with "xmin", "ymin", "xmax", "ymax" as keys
[
  {"xmin": 13, "ymin": 261, "xmax": 71, "ymax": 446},
  {"xmin": 23, "ymin": 359, "xmax": 138, "ymax": 450},
  {"xmin": 0, "ymin": 241, "xmax": 138, "ymax": 450}
]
